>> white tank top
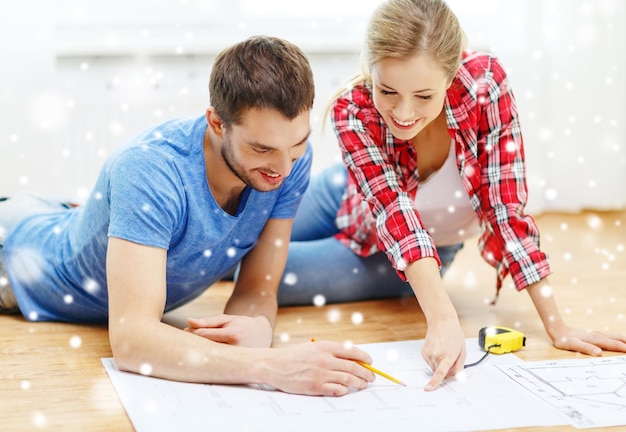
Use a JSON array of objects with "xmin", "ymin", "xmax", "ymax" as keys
[{"xmin": 415, "ymin": 142, "xmax": 480, "ymax": 246}]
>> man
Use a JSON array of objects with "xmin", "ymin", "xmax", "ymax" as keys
[{"xmin": 0, "ymin": 36, "xmax": 374, "ymax": 396}]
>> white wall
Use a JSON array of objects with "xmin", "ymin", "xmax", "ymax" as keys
[
  {"xmin": 1, "ymin": 0, "xmax": 624, "ymax": 212},
  {"xmin": 458, "ymin": 0, "xmax": 626, "ymax": 212}
]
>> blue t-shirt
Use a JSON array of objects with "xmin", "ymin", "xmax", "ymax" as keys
[{"xmin": 4, "ymin": 116, "xmax": 312, "ymax": 323}]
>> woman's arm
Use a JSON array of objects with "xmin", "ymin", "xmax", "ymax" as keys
[
  {"xmin": 471, "ymin": 56, "xmax": 626, "ymax": 355},
  {"xmin": 526, "ymin": 278, "xmax": 626, "ymax": 354},
  {"xmin": 332, "ymin": 87, "xmax": 439, "ymax": 272},
  {"xmin": 333, "ymin": 87, "xmax": 461, "ymax": 390},
  {"xmin": 472, "ymin": 54, "xmax": 551, "ymax": 289},
  {"xmin": 404, "ymin": 257, "xmax": 466, "ymax": 391}
]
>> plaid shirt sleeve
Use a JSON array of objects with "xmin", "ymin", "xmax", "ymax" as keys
[
  {"xmin": 332, "ymin": 85, "xmax": 440, "ymax": 280},
  {"xmin": 457, "ymin": 53, "xmax": 551, "ymax": 292}
]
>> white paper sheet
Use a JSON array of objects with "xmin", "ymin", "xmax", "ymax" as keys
[
  {"xmin": 496, "ymin": 355, "xmax": 626, "ymax": 429},
  {"xmin": 103, "ymin": 339, "xmax": 568, "ymax": 432}
]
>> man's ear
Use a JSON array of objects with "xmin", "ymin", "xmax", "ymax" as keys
[{"xmin": 206, "ymin": 107, "xmax": 225, "ymax": 138}]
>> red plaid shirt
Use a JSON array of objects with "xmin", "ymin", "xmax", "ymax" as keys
[{"xmin": 332, "ymin": 51, "xmax": 551, "ymax": 293}]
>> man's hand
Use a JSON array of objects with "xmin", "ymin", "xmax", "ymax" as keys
[
  {"xmin": 260, "ymin": 340, "xmax": 376, "ymax": 396},
  {"xmin": 185, "ymin": 314, "xmax": 273, "ymax": 348}
]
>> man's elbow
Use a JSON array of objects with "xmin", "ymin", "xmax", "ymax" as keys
[{"xmin": 108, "ymin": 326, "xmax": 140, "ymax": 373}]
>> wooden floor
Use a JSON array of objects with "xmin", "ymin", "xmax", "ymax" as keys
[{"xmin": 1, "ymin": 210, "xmax": 625, "ymax": 432}]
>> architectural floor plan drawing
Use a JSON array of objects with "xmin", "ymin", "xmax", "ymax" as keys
[
  {"xmin": 496, "ymin": 355, "xmax": 626, "ymax": 428},
  {"xmin": 103, "ymin": 339, "xmax": 567, "ymax": 432}
]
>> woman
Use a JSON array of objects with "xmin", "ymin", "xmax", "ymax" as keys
[{"xmin": 279, "ymin": 0, "xmax": 626, "ymax": 390}]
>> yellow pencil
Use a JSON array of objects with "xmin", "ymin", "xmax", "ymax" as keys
[
  {"xmin": 311, "ymin": 338, "xmax": 406, "ymax": 387},
  {"xmin": 355, "ymin": 360, "xmax": 407, "ymax": 387}
]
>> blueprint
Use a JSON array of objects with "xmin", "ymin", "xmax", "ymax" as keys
[
  {"xmin": 496, "ymin": 355, "xmax": 626, "ymax": 429},
  {"xmin": 102, "ymin": 339, "xmax": 567, "ymax": 432}
]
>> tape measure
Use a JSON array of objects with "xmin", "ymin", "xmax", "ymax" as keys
[
  {"xmin": 465, "ymin": 326, "xmax": 526, "ymax": 369},
  {"xmin": 478, "ymin": 326, "xmax": 526, "ymax": 354}
]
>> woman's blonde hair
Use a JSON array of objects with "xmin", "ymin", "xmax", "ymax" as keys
[
  {"xmin": 324, "ymin": 0, "xmax": 466, "ymax": 124},
  {"xmin": 362, "ymin": 0, "xmax": 466, "ymax": 83}
]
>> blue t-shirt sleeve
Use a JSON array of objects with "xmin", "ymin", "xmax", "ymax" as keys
[
  {"xmin": 269, "ymin": 141, "xmax": 312, "ymax": 219},
  {"xmin": 107, "ymin": 146, "xmax": 186, "ymax": 250}
]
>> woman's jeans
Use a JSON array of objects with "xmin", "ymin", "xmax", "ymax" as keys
[{"xmin": 278, "ymin": 162, "xmax": 463, "ymax": 306}]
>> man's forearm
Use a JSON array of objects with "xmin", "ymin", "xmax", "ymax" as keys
[{"xmin": 111, "ymin": 318, "xmax": 267, "ymax": 384}]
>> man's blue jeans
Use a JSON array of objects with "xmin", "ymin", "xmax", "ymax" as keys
[
  {"xmin": 278, "ymin": 162, "xmax": 463, "ymax": 306},
  {"xmin": 0, "ymin": 195, "xmax": 70, "ymax": 312}
]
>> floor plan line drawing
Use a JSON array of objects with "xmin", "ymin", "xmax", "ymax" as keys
[
  {"xmin": 103, "ymin": 340, "xmax": 570, "ymax": 432},
  {"xmin": 496, "ymin": 355, "xmax": 626, "ymax": 429}
]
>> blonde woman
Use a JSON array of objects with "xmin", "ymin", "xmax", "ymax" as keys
[{"xmin": 280, "ymin": 0, "xmax": 626, "ymax": 390}]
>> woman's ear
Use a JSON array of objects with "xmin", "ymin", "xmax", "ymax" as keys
[{"xmin": 205, "ymin": 107, "xmax": 225, "ymax": 138}]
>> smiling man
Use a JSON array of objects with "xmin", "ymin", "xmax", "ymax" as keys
[{"xmin": 0, "ymin": 36, "xmax": 376, "ymax": 396}]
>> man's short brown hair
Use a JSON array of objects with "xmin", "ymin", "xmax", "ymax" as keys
[{"xmin": 209, "ymin": 36, "xmax": 315, "ymax": 127}]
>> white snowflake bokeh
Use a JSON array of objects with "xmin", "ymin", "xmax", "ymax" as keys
[
  {"xmin": 0, "ymin": 1, "xmax": 620, "ymax": 208},
  {"xmin": 0, "ymin": 2, "xmax": 623, "ymax": 428}
]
